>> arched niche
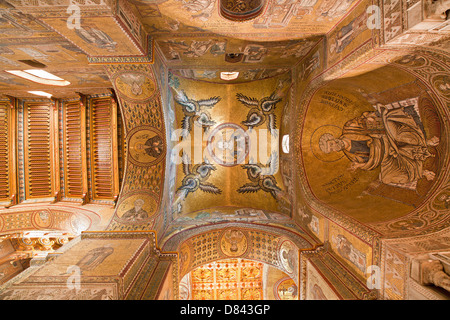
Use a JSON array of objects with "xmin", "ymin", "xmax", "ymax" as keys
[
  {"xmin": 178, "ymin": 257, "xmax": 298, "ymax": 300},
  {"xmin": 293, "ymin": 51, "xmax": 450, "ymax": 238},
  {"xmin": 0, "ymin": 205, "xmax": 102, "ymax": 235},
  {"xmin": 162, "ymin": 221, "xmax": 317, "ymax": 295}
]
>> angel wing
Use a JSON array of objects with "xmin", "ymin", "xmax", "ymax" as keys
[
  {"xmin": 174, "ymin": 90, "xmax": 197, "ymax": 113},
  {"xmin": 242, "ymin": 109, "xmax": 264, "ymax": 128},
  {"xmin": 236, "ymin": 93, "xmax": 259, "ymax": 108},
  {"xmin": 261, "ymin": 151, "xmax": 279, "ymax": 176},
  {"xmin": 261, "ymin": 177, "xmax": 281, "ymax": 200},
  {"xmin": 197, "ymin": 96, "xmax": 221, "ymax": 109},
  {"xmin": 203, "ymin": 156, "xmax": 212, "ymax": 165},
  {"xmin": 181, "ymin": 115, "xmax": 193, "ymax": 137},
  {"xmin": 196, "ymin": 112, "xmax": 216, "ymax": 127},
  {"xmin": 181, "ymin": 152, "xmax": 191, "ymax": 175},
  {"xmin": 199, "ymin": 182, "xmax": 222, "ymax": 194},
  {"xmin": 177, "ymin": 177, "xmax": 197, "ymax": 192},
  {"xmin": 267, "ymin": 113, "xmax": 278, "ymax": 137},
  {"xmin": 242, "ymin": 163, "xmax": 261, "ymax": 181},
  {"xmin": 195, "ymin": 162, "xmax": 216, "ymax": 178},
  {"xmin": 237, "ymin": 183, "xmax": 261, "ymax": 194},
  {"xmin": 260, "ymin": 95, "xmax": 281, "ymax": 113},
  {"xmin": 261, "ymin": 176, "xmax": 281, "ymax": 191}
]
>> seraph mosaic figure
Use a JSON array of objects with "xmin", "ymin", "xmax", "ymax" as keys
[
  {"xmin": 173, "ymin": 89, "xmax": 221, "ymax": 137},
  {"xmin": 237, "ymin": 152, "xmax": 281, "ymax": 200},
  {"xmin": 177, "ymin": 152, "xmax": 222, "ymax": 200},
  {"xmin": 236, "ymin": 90, "xmax": 282, "ymax": 136},
  {"xmin": 118, "ymin": 73, "xmax": 146, "ymax": 96}
]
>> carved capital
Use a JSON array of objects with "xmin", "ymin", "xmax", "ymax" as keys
[{"xmin": 420, "ymin": 260, "xmax": 450, "ymax": 292}]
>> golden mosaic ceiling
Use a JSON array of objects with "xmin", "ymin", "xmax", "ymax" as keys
[
  {"xmin": 150, "ymin": 0, "xmax": 358, "ymax": 81},
  {"xmin": 294, "ymin": 51, "xmax": 450, "ymax": 237},
  {"xmin": 0, "ymin": 0, "xmax": 448, "ymax": 239},
  {"xmin": 137, "ymin": 0, "xmax": 359, "ymax": 40},
  {"xmin": 169, "ymin": 72, "xmax": 292, "ymax": 218}
]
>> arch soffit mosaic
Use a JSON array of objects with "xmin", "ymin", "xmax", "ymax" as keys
[{"xmin": 161, "ymin": 221, "xmax": 320, "ymax": 285}]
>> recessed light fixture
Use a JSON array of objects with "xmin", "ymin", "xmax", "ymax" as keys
[
  {"xmin": 6, "ymin": 69, "xmax": 70, "ymax": 86},
  {"xmin": 24, "ymin": 69, "xmax": 65, "ymax": 81},
  {"xmin": 282, "ymin": 134, "xmax": 289, "ymax": 154},
  {"xmin": 28, "ymin": 91, "xmax": 53, "ymax": 98},
  {"xmin": 220, "ymin": 71, "xmax": 239, "ymax": 81}
]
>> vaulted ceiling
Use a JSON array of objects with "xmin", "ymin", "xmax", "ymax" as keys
[
  {"xmin": 0, "ymin": 0, "xmax": 449, "ymax": 291},
  {"xmin": 0, "ymin": 0, "xmax": 449, "ymax": 301},
  {"xmin": 0, "ymin": 0, "xmax": 448, "ymax": 222}
]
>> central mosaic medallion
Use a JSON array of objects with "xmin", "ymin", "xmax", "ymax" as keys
[
  {"xmin": 206, "ymin": 123, "xmax": 250, "ymax": 167},
  {"xmin": 219, "ymin": 229, "xmax": 249, "ymax": 257}
]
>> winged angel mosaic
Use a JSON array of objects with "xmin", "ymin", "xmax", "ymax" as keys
[
  {"xmin": 176, "ymin": 152, "xmax": 222, "ymax": 200},
  {"xmin": 237, "ymin": 152, "xmax": 282, "ymax": 200},
  {"xmin": 236, "ymin": 90, "xmax": 282, "ymax": 137},
  {"xmin": 173, "ymin": 89, "xmax": 221, "ymax": 138}
]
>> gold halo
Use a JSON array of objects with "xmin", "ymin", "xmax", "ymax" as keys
[{"xmin": 309, "ymin": 125, "xmax": 344, "ymax": 162}]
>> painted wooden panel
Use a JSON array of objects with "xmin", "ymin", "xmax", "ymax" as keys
[
  {"xmin": 23, "ymin": 101, "xmax": 55, "ymax": 200},
  {"xmin": 89, "ymin": 96, "xmax": 119, "ymax": 201},
  {"xmin": 62, "ymin": 99, "xmax": 87, "ymax": 199},
  {"xmin": 0, "ymin": 101, "xmax": 12, "ymax": 202}
]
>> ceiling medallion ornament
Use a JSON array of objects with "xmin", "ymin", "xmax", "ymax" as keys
[
  {"xmin": 128, "ymin": 127, "xmax": 165, "ymax": 166},
  {"xmin": 206, "ymin": 123, "xmax": 250, "ymax": 167},
  {"xmin": 115, "ymin": 192, "xmax": 159, "ymax": 224},
  {"xmin": 219, "ymin": 0, "xmax": 266, "ymax": 22},
  {"xmin": 219, "ymin": 229, "xmax": 249, "ymax": 257},
  {"xmin": 114, "ymin": 72, "xmax": 156, "ymax": 101}
]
